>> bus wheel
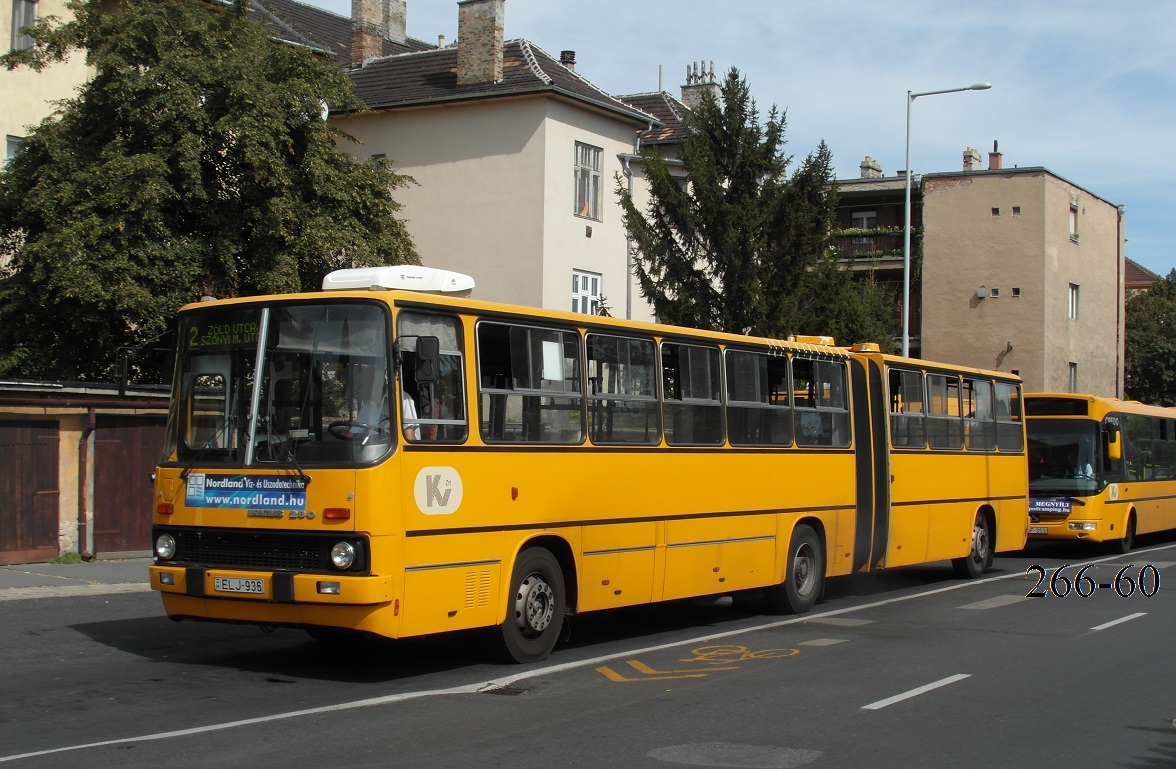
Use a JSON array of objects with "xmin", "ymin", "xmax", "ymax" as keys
[
  {"xmin": 490, "ymin": 547, "xmax": 566, "ymax": 664},
  {"xmin": 952, "ymin": 512, "xmax": 992, "ymax": 579},
  {"xmin": 1111, "ymin": 513, "xmax": 1136, "ymax": 554},
  {"xmin": 764, "ymin": 524, "xmax": 824, "ymax": 614}
]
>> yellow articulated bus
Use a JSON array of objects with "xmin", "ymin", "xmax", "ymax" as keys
[
  {"xmin": 149, "ymin": 266, "xmax": 1027, "ymax": 662},
  {"xmin": 1026, "ymin": 392, "xmax": 1176, "ymax": 552}
]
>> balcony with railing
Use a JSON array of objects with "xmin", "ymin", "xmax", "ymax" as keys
[{"xmin": 831, "ymin": 227, "xmax": 906, "ymax": 269}]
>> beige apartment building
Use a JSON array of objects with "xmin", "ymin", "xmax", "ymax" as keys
[
  {"xmin": 309, "ymin": 0, "xmax": 688, "ymax": 323},
  {"xmin": 836, "ymin": 147, "xmax": 1125, "ymax": 397},
  {"xmin": 2, "ymin": 0, "xmax": 91, "ymax": 162},
  {"xmin": 252, "ymin": 0, "xmax": 704, "ymax": 322}
]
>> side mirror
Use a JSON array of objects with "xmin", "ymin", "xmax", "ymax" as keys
[
  {"xmin": 415, "ymin": 336, "xmax": 440, "ymax": 384},
  {"xmin": 1106, "ymin": 426, "xmax": 1122, "ymax": 461}
]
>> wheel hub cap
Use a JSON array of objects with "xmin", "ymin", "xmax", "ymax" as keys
[{"xmin": 515, "ymin": 575, "xmax": 554, "ymax": 633}]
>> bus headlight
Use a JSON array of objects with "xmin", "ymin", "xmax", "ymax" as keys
[
  {"xmin": 155, "ymin": 533, "xmax": 176, "ymax": 560},
  {"xmin": 330, "ymin": 541, "xmax": 356, "ymax": 570},
  {"xmin": 1069, "ymin": 522, "xmax": 1098, "ymax": 532}
]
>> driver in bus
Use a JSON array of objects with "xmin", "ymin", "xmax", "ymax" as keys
[
  {"xmin": 400, "ymin": 372, "xmax": 422, "ymax": 441},
  {"xmin": 344, "ymin": 364, "xmax": 389, "ymax": 441},
  {"xmin": 1064, "ymin": 444, "xmax": 1093, "ymax": 479}
]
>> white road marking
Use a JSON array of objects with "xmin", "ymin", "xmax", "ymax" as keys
[
  {"xmin": 804, "ymin": 617, "xmax": 874, "ymax": 626},
  {"xmin": 861, "ymin": 674, "xmax": 972, "ymax": 710},
  {"xmin": 5, "ymin": 540, "xmax": 1175, "ymax": 763},
  {"xmin": 796, "ymin": 638, "xmax": 847, "ymax": 647},
  {"xmin": 957, "ymin": 594, "xmax": 1026, "ymax": 610},
  {"xmin": 1090, "ymin": 612, "xmax": 1147, "ymax": 632}
]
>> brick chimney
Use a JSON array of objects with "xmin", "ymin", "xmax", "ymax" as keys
[
  {"xmin": 962, "ymin": 147, "xmax": 982, "ymax": 171},
  {"xmin": 560, "ymin": 50, "xmax": 576, "ymax": 72},
  {"xmin": 860, "ymin": 156, "xmax": 882, "ymax": 179},
  {"xmin": 988, "ymin": 140, "xmax": 1002, "ymax": 170},
  {"xmin": 457, "ymin": 0, "xmax": 505, "ymax": 86},
  {"xmin": 351, "ymin": 0, "xmax": 406, "ymax": 66},
  {"xmin": 680, "ymin": 60, "xmax": 720, "ymax": 109}
]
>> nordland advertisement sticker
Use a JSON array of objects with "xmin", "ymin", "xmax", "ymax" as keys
[{"xmin": 185, "ymin": 473, "xmax": 307, "ymax": 510}]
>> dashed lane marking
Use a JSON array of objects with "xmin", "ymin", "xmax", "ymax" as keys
[
  {"xmin": 1091, "ymin": 612, "xmax": 1147, "ymax": 632},
  {"xmin": 861, "ymin": 674, "xmax": 972, "ymax": 710}
]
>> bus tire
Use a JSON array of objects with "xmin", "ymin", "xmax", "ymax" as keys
[
  {"xmin": 1110, "ymin": 512, "xmax": 1136, "ymax": 554},
  {"xmin": 764, "ymin": 524, "xmax": 824, "ymax": 614},
  {"xmin": 952, "ymin": 512, "xmax": 992, "ymax": 579},
  {"xmin": 489, "ymin": 547, "xmax": 566, "ymax": 664}
]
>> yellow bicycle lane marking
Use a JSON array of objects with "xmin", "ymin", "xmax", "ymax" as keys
[{"xmin": 596, "ymin": 645, "xmax": 799, "ymax": 682}]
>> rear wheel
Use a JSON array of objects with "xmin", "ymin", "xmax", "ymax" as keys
[
  {"xmin": 489, "ymin": 547, "xmax": 566, "ymax": 663},
  {"xmin": 952, "ymin": 512, "xmax": 992, "ymax": 578},
  {"xmin": 1110, "ymin": 513, "xmax": 1136, "ymax": 554},
  {"xmin": 764, "ymin": 524, "xmax": 824, "ymax": 614}
]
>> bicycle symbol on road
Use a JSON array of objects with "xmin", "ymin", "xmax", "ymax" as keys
[
  {"xmin": 682, "ymin": 644, "xmax": 799, "ymax": 665},
  {"xmin": 596, "ymin": 644, "xmax": 800, "ymax": 682}
]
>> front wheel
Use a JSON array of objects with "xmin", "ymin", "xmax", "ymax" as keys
[
  {"xmin": 489, "ymin": 547, "xmax": 566, "ymax": 663},
  {"xmin": 952, "ymin": 512, "xmax": 992, "ymax": 579},
  {"xmin": 764, "ymin": 524, "xmax": 824, "ymax": 614},
  {"xmin": 1110, "ymin": 513, "xmax": 1136, "ymax": 554}
]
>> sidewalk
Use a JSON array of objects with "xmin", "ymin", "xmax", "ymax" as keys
[{"xmin": 0, "ymin": 557, "xmax": 154, "ymax": 601}]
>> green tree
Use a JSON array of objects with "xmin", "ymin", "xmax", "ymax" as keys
[
  {"xmin": 1124, "ymin": 269, "xmax": 1176, "ymax": 405},
  {"xmin": 617, "ymin": 67, "xmax": 894, "ymax": 349},
  {"xmin": 0, "ymin": 0, "xmax": 417, "ymax": 381}
]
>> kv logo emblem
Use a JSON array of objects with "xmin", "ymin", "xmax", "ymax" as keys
[{"xmin": 414, "ymin": 467, "xmax": 464, "ymax": 515}]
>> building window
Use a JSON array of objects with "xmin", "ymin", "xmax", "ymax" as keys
[
  {"xmin": 11, "ymin": 0, "xmax": 37, "ymax": 51},
  {"xmin": 574, "ymin": 142, "xmax": 601, "ymax": 219},
  {"xmin": 1068, "ymin": 283, "xmax": 1080, "ymax": 320},
  {"xmin": 572, "ymin": 269, "xmax": 600, "ymax": 315},
  {"xmin": 1068, "ymin": 362, "xmax": 1078, "ymax": 393},
  {"xmin": 1012, "ymin": 206, "xmax": 1021, "ymax": 217},
  {"xmin": 1011, "ymin": 287, "xmax": 1021, "ymax": 298},
  {"xmin": 991, "ymin": 207, "xmax": 1000, "ymax": 217},
  {"xmin": 1069, "ymin": 203, "xmax": 1079, "ymax": 241},
  {"xmin": 990, "ymin": 288, "xmax": 1000, "ymax": 298},
  {"xmin": 5, "ymin": 135, "xmax": 23, "ymax": 165},
  {"xmin": 850, "ymin": 210, "xmax": 876, "ymax": 244}
]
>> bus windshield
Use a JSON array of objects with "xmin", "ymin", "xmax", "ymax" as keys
[
  {"xmin": 165, "ymin": 301, "xmax": 393, "ymax": 467},
  {"xmin": 1027, "ymin": 418, "xmax": 1100, "ymax": 496}
]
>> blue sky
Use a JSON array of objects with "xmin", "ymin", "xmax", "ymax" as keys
[{"xmin": 303, "ymin": 0, "xmax": 1176, "ymax": 277}]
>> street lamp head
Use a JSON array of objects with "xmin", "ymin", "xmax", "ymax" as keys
[{"xmin": 969, "ymin": 82, "xmax": 992, "ymax": 91}]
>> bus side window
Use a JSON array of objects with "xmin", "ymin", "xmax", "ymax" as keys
[
  {"xmin": 397, "ymin": 312, "xmax": 468, "ymax": 443},
  {"xmin": 476, "ymin": 321, "xmax": 583, "ymax": 444},
  {"xmin": 586, "ymin": 333, "xmax": 660, "ymax": 445},
  {"xmin": 926, "ymin": 373, "xmax": 963, "ymax": 450},
  {"xmin": 993, "ymin": 381, "xmax": 1024, "ymax": 452},
  {"xmin": 888, "ymin": 368, "xmax": 925, "ymax": 448},
  {"xmin": 964, "ymin": 378, "xmax": 996, "ymax": 451},
  {"xmin": 725, "ymin": 348, "xmax": 792, "ymax": 447},
  {"xmin": 661, "ymin": 342, "xmax": 722, "ymax": 446},
  {"xmin": 793, "ymin": 358, "xmax": 849, "ymax": 448}
]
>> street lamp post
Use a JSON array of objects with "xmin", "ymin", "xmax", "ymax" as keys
[{"xmin": 901, "ymin": 81, "xmax": 991, "ymax": 358}]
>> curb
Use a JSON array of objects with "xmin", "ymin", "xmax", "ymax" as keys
[{"xmin": 0, "ymin": 583, "xmax": 154, "ymax": 602}]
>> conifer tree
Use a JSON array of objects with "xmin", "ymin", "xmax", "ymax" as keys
[
  {"xmin": 0, "ymin": 0, "xmax": 417, "ymax": 381},
  {"xmin": 618, "ymin": 68, "xmax": 894, "ymax": 349}
]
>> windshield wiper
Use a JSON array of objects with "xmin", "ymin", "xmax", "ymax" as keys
[
  {"xmin": 179, "ymin": 415, "xmax": 234, "ymax": 482},
  {"xmin": 255, "ymin": 404, "xmax": 312, "ymax": 485}
]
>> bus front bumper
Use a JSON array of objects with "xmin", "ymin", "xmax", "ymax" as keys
[
  {"xmin": 1027, "ymin": 519, "xmax": 1106, "ymax": 542},
  {"xmin": 150, "ymin": 565, "xmax": 392, "ymax": 605}
]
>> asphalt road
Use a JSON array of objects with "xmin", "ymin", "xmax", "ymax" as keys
[{"xmin": 2, "ymin": 537, "xmax": 1174, "ymax": 769}]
